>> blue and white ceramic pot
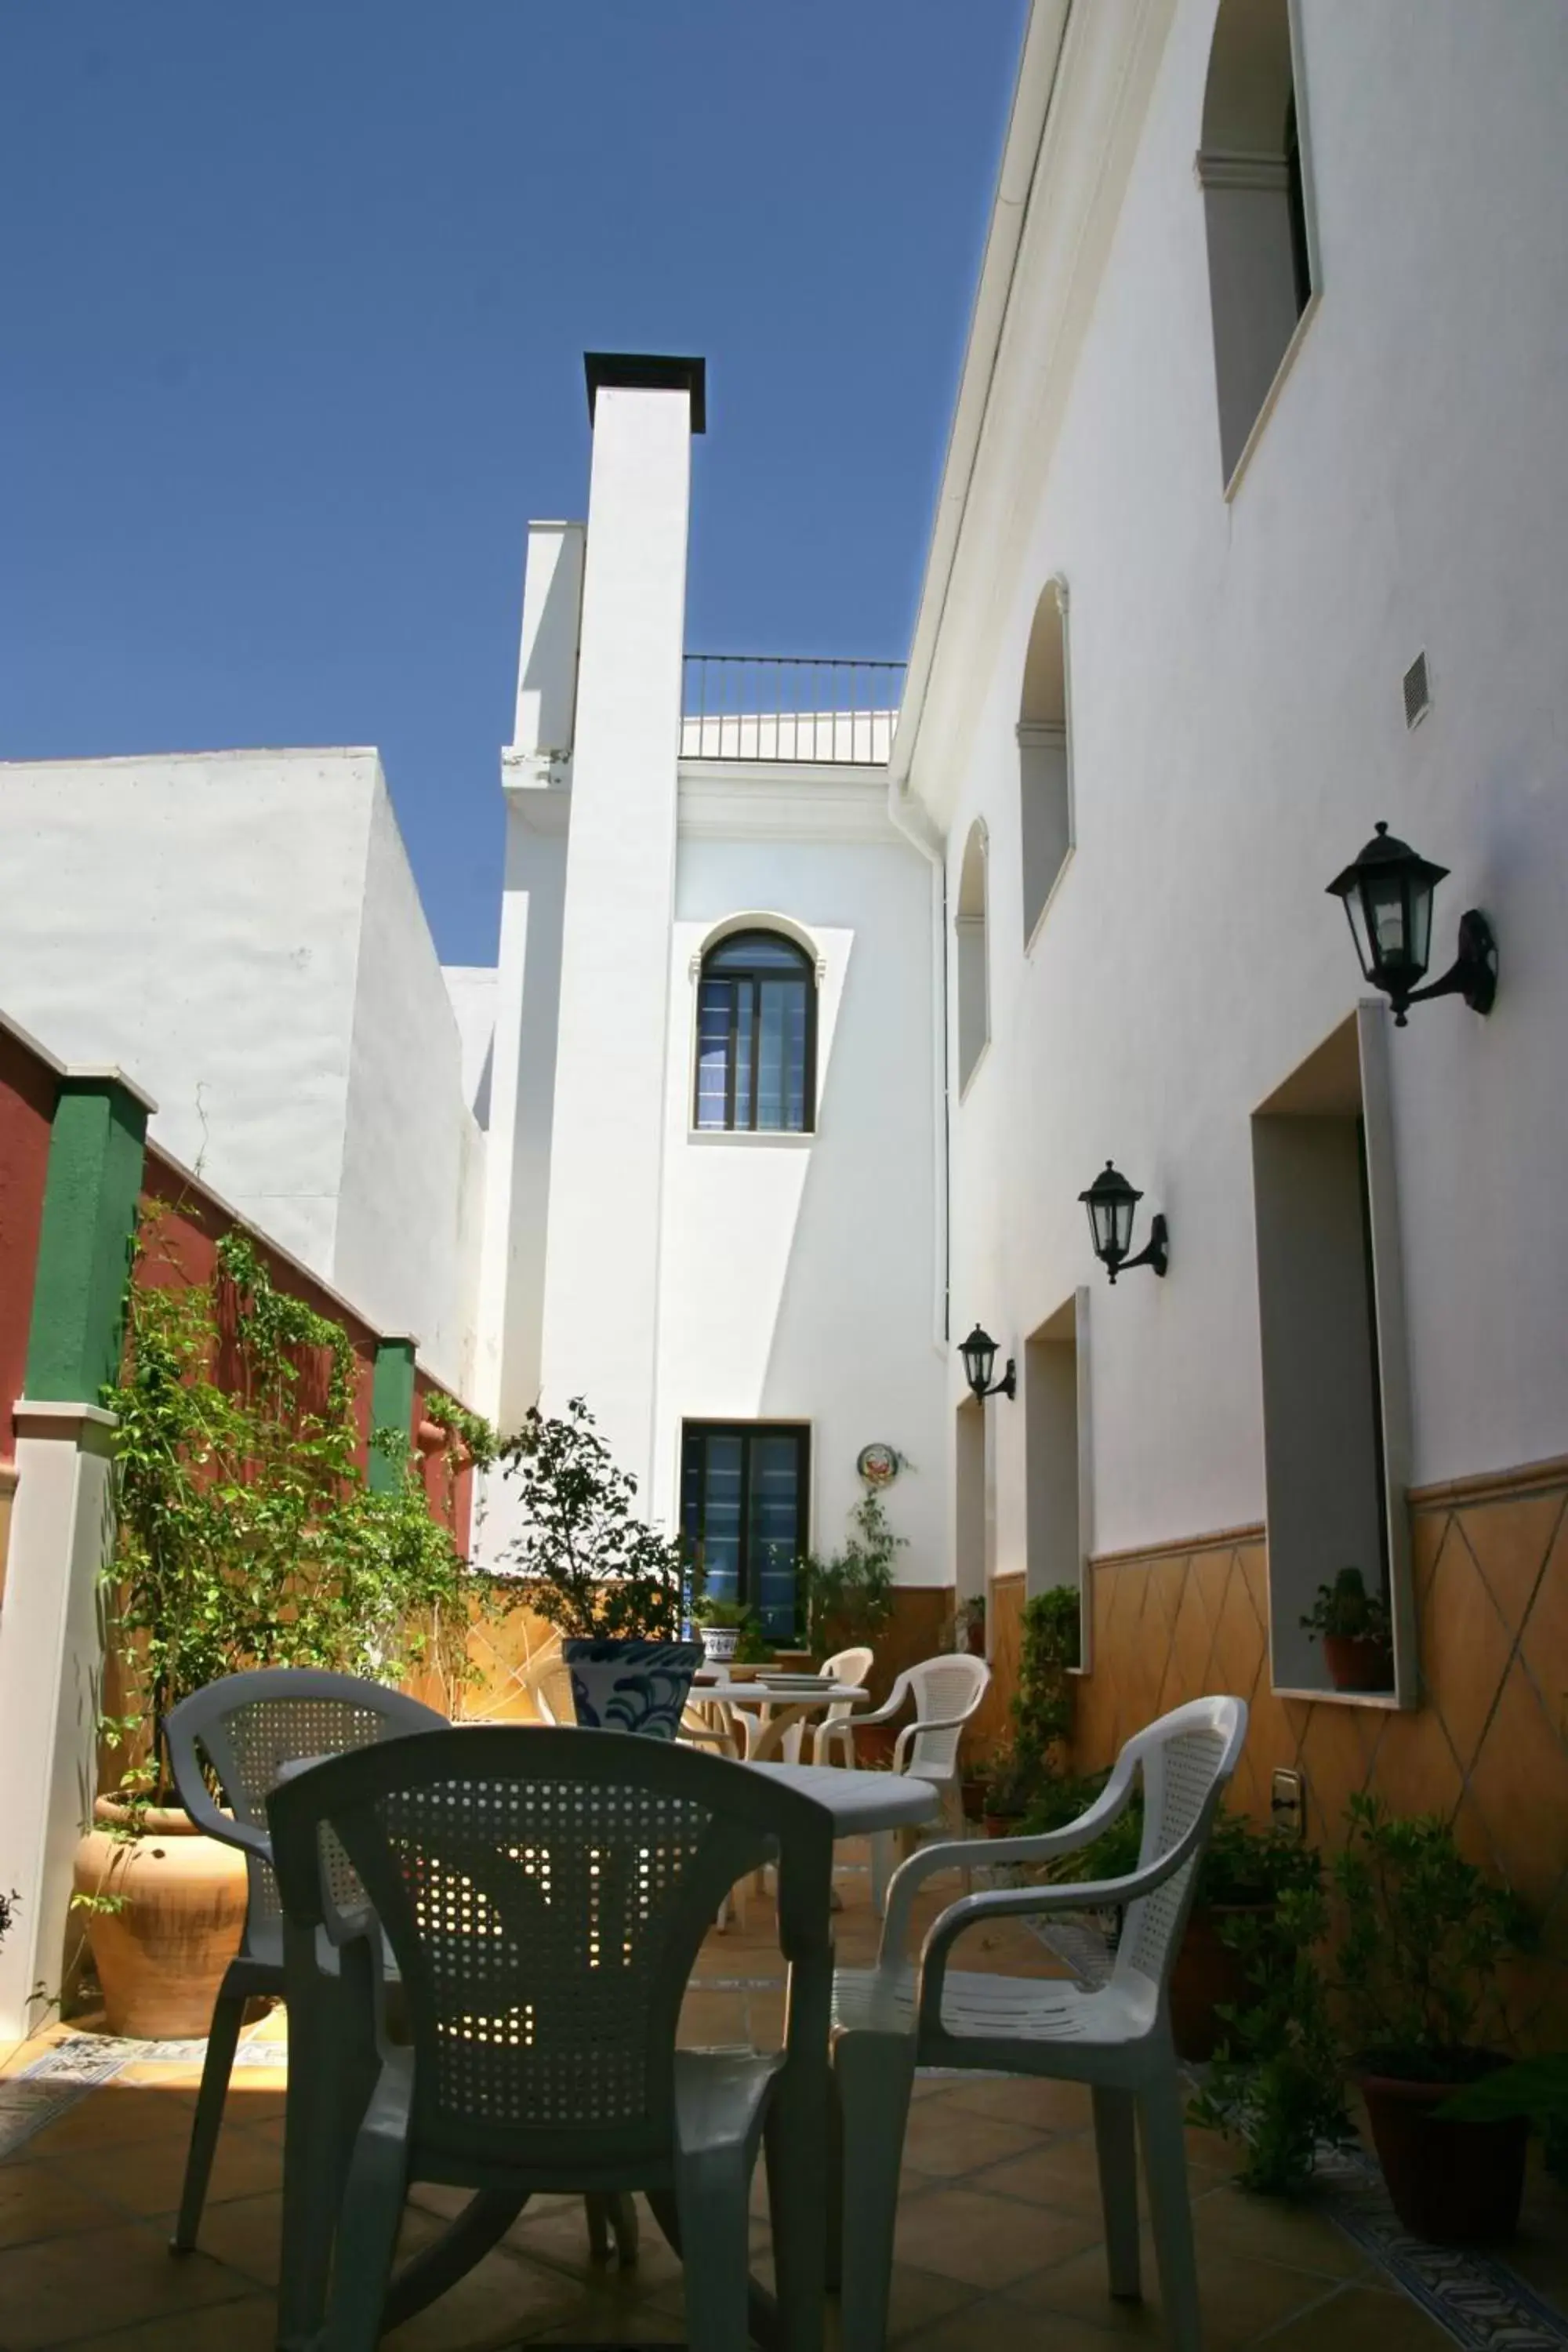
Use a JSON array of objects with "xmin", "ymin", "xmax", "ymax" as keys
[{"xmin": 561, "ymin": 1639, "xmax": 706, "ymax": 1740}]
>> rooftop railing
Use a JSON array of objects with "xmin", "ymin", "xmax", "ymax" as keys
[{"xmin": 681, "ymin": 654, "xmax": 904, "ymax": 764}]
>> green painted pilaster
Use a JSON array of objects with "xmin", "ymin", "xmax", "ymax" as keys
[
  {"xmin": 24, "ymin": 1079, "xmax": 148, "ymax": 1405},
  {"xmin": 369, "ymin": 1336, "xmax": 418, "ymax": 1493}
]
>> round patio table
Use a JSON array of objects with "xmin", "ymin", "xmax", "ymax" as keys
[{"xmin": 690, "ymin": 1673, "xmax": 871, "ymax": 1764}]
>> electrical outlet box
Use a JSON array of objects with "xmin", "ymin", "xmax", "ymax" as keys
[{"xmin": 1270, "ymin": 1767, "xmax": 1305, "ymax": 1838}]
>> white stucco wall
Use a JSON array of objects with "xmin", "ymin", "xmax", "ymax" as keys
[
  {"xmin": 441, "ymin": 966, "xmax": 499, "ymax": 1124},
  {"xmin": 649, "ymin": 825, "xmax": 949, "ymax": 1584},
  {"xmin": 0, "ymin": 749, "xmax": 374, "ymax": 1272},
  {"xmin": 0, "ymin": 747, "xmax": 483, "ymax": 1392},
  {"xmin": 334, "ymin": 782, "xmax": 485, "ymax": 1392},
  {"xmin": 911, "ymin": 0, "xmax": 1568, "ymax": 1563}
]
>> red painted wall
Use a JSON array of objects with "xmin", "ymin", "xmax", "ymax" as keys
[
  {"xmin": 0, "ymin": 1026, "xmax": 59, "ymax": 1458},
  {"xmin": 138, "ymin": 1150, "xmax": 471, "ymax": 1546}
]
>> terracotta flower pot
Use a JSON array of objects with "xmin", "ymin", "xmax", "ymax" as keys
[
  {"xmin": 983, "ymin": 1810, "xmax": 1025, "ymax": 1839},
  {"xmin": 960, "ymin": 1777, "xmax": 990, "ymax": 1822},
  {"xmin": 72, "ymin": 1800, "xmax": 249, "ymax": 2040},
  {"xmin": 1323, "ymin": 1634, "xmax": 1393, "ymax": 1692},
  {"xmin": 1169, "ymin": 1904, "xmax": 1272, "ymax": 2061},
  {"xmin": 1358, "ymin": 2066, "xmax": 1529, "ymax": 2243}
]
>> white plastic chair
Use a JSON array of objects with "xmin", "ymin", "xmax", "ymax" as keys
[
  {"xmin": 829, "ymin": 1695, "xmax": 1248, "ymax": 2352},
  {"xmin": 815, "ymin": 1653, "xmax": 991, "ymax": 1910},
  {"xmin": 521, "ymin": 1644, "xmax": 575, "ymax": 1726},
  {"xmin": 267, "ymin": 1725, "xmax": 837, "ymax": 2352}
]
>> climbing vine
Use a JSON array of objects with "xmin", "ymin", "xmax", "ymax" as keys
[{"xmin": 100, "ymin": 1214, "xmax": 499, "ymax": 1806}]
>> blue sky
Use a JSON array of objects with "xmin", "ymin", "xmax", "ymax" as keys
[{"xmin": 2, "ymin": 3, "xmax": 1025, "ymax": 963}]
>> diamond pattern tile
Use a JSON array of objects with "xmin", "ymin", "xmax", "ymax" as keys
[
  {"xmin": 1465, "ymin": 1488, "xmax": 1565, "ymax": 1633},
  {"xmin": 1421, "ymin": 1523, "xmax": 1514, "ymax": 1772}
]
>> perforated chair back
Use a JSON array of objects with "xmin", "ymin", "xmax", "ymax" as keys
[
  {"xmin": 268, "ymin": 1726, "xmax": 835, "ymax": 2180},
  {"xmin": 898, "ymin": 1653, "xmax": 989, "ymax": 1783},
  {"xmin": 165, "ymin": 1668, "xmax": 446, "ymax": 1963},
  {"xmin": 523, "ymin": 1645, "xmax": 577, "ymax": 1726},
  {"xmin": 1112, "ymin": 1696, "xmax": 1247, "ymax": 1996}
]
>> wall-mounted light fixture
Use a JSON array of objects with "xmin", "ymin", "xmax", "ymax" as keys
[
  {"xmin": 959, "ymin": 1325, "xmax": 1015, "ymax": 1403},
  {"xmin": 1326, "ymin": 822, "xmax": 1497, "ymax": 1027},
  {"xmin": 1079, "ymin": 1162, "xmax": 1168, "ymax": 1283}
]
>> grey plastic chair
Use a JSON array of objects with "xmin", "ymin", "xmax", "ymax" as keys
[
  {"xmin": 829, "ymin": 1696, "xmax": 1247, "ymax": 2352},
  {"xmin": 163, "ymin": 1667, "xmax": 448, "ymax": 2266},
  {"xmin": 267, "ymin": 1723, "xmax": 837, "ymax": 2352}
]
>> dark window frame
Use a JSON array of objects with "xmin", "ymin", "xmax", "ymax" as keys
[
  {"xmin": 693, "ymin": 931, "xmax": 818, "ymax": 1134},
  {"xmin": 680, "ymin": 1419, "xmax": 811, "ymax": 1639}
]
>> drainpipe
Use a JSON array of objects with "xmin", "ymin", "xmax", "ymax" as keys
[{"xmin": 887, "ymin": 783, "xmax": 950, "ymax": 1352}]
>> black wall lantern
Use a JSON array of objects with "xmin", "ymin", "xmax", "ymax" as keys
[
  {"xmin": 959, "ymin": 1325, "xmax": 1015, "ymax": 1403},
  {"xmin": 1326, "ymin": 822, "xmax": 1497, "ymax": 1027},
  {"xmin": 1079, "ymin": 1162, "xmax": 1169, "ymax": 1283}
]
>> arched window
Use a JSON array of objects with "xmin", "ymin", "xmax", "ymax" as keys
[
  {"xmin": 1019, "ymin": 579, "xmax": 1072, "ymax": 942},
  {"xmin": 694, "ymin": 929, "xmax": 816, "ymax": 1132},
  {"xmin": 1198, "ymin": 0, "xmax": 1315, "ymax": 485},
  {"xmin": 956, "ymin": 822, "xmax": 989, "ymax": 1091}
]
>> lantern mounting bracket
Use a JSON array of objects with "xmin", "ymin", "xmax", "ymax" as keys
[
  {"xmin": 1394, "ymin": 907, "xmax": 1497, "ymax": 1025},
  {"xmin": 1110, "ymin": 1214, "xmax": 1170, "ymax": 1284}
]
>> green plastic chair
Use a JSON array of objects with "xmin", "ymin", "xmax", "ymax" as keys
[
  {"xmin": 164, "ymin": 1668, "xmax": 636, "ymax": 2352},
  {"xmin": 267, "ymin": 1724, "xmax": 837, "ymax": 2352}
]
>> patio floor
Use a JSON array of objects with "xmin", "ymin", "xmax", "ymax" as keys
[{"xmin": 2, "ymin": 1844, "xmax": 1563, "ymax": 2351}]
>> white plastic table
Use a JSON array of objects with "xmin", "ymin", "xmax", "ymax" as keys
[
  {"xmin": 690, "ymin": 1675, "xmax": 870, "ymax": 1765},
  {"xmin": 747, "ymin": 1759, "xmax": 938, "ymax": 1837}
]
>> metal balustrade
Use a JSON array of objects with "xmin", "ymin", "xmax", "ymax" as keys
[{"xmin": 681, "ymin": 655, "xmax": 904, "ymax": 764}]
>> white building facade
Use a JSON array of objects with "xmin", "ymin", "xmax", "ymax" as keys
[
  {"xmin": 2, "ymin": 2, "xmax": 1563, "ymax": 1819},
  {"xmin": 473, "ymin": 358, "xmax": 949, "ymax": 1618}
]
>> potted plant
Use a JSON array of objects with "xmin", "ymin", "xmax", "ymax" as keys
[
  {"xmin": 691, "ymin": 1595, "xmax": 750, "ymax": 1667},
  {"xmin": 1437, "ymin": 2053, "xmax": 1568, "ymax": 2185},
  {"xmin": 980, "ymin": 1745, "xmax": 1039, "ymax": 1836},
  {"xmin": 1333, "ymin": 1793, "xmax": 1532, "ymax": 2241},
  {"xmin": 76, "ymin": 1222, "xmax": 494, "ymax": 2039},
  {"xmin": 1300, "ymin": 1566, "xmax": 1393, "ymax": 1692},
  {"xmin": 978, "ymin": 1584, "xmax": 1082, "ymax": 1830},
  {"xmin": 956, "ymin": 1595, "xmax": 986, "ymax": 1657},
  {"xmin": 499, "ymin": 1397, "xmax": 702, "ymax": 1737},
  {"xmin": 797, "ymin": 1484, "xmax": 901, "ymax": 1662},
  {"xmin": 1168, "ymin": 1813, "xmax": 1323, "ymax": 2060},
  {"xmin": 1187, "ymin": 1876, "xmax": 1352, "ymax": 2194}
]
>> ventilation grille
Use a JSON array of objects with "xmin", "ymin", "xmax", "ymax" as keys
[{"xmin": 1403, "ymin": 651, "xmax": 1432, "ymax": 731}]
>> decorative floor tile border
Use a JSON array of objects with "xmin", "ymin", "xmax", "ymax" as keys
[
  {"xmin": 1317, "ymin": 2148, "xmax": 1565, "ymax": 2350},
  {"xmin": 0, "ymin": 2028, "xmax": 287, "ymax": 2160}
]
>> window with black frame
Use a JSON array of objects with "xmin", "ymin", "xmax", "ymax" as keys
[
  {"xmin": 694, "ymin": 930, "xmax": 816, "ymax": 1133},
  {"xmin": 681, "ymin": 1422, "xmax": 809, "ymax": 1642}
]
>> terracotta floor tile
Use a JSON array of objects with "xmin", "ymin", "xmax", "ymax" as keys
[
  {"xmin": 1260, "ymin": 2281, "xmax": 1457, "ymax": 2352},
  {"xmin": 0, "ymin": 2160, "xmax": 129, "ymax": 2249},
  {"xmin": 165, "ymin": 2187, "xmax": 281, "ymax": 2285},
  {"xmin": 892, "ymin": 2182, "xmax": 1101, "ymax": 2288},
  {"xmin": 879, "ymin": 2259, "xmax": 978, "ymax": 2345},
  {"xmin": 897, "ymin": 2299, "xmax": 1127, "ymax": 2352},
  {"xmin": 1003, "ymin": 2234, "xmax": 1349, "ymax": 2350},
  {"xmin": 899, "ymin": 2101, "xmax": 1044, "ymax": 2179},
  {"xmin": 42, "ymin": 2296, "xmax": 281, "ymax": 2351},
  {"xmin": 381, "ymin": 2243, "xmax": 603, "ymax": 2352},
  {"xmin": 23, "ymin": 2084, "xmax": 198, "ymax": 2157},
  {"xmin": 1191, "ymin": 2183, "xmax": 1373, "ymax": 2278},
  {"xmin": 967, "ymin": 2134, "xmax": 1116, "ymax": 2216},
  {"xmin": 0, "ymin": 2216, "xmax": 250, "ymax": 2347},
  {"xmin": 55, "ymin": 2120, "xmax": 280, "ymax": 2218},
  {"xmin": 940, "ymin": 2074, "xmax": 1094, "ymax": 2133}
]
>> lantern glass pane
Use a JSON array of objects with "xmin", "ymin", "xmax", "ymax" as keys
[
  {"xmin": 1365, "ymin": 873, "xmax": 1407, "ymax": 971},
  {"xmin": 1341, "ymin": 888, "xmax": 1374, "ymax": 980},
  {"xmin": 1407, "ymin": 876, "xmax": 1435, "ymax": 978},
  {"xmin": 1112, "ymin": 1194, "xmax": 1136, "ymax": 1258}
]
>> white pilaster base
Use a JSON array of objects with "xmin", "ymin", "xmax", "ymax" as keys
[{"xmin": 0, "ymin": 1403, "xmax": 117, "ymax": 2046}]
